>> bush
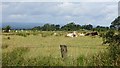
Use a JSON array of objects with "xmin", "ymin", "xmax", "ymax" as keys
[
  {"xmin": 102, "ymin": 30, "xmax": 120, "ymax": 66},
  {"xmin": 86, "ymin": 30, "xmax": 120, "ymax": 66},
  {"xmin": 109, "ymin": 37, "xmax": 120, "ymax": 66},
  {"xmin": 91, "ymin": 51, "xmax": 112, "ymax": 66},
  {"xmin": 102, "ymin": 30, "xmax": 114, "ymax": 44}
]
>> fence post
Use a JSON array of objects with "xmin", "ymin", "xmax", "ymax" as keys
[{"xmin": 60, "ymin": 45, "xmax": 67, "ymax": 59}]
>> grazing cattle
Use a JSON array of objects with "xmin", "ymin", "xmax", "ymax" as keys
[
  {"xmin": 66, "ymin": 33, "xmax": 74, "ymax": 37},
  {"xmin": 66, "ymin": 31, "xmax": 78, "ymax": 37},
  {"xmin": 91, "ymin": 32, "xmax": 98, "ymax": 36},
  {"xmin": 85, "ymin": 32, "xmax": 98, "ymax": 36},
  {"xmin": 73, "ymin": 31, "xmax": 78, "ymax": 37}
]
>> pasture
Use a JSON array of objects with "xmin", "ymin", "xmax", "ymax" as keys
[{"xmin": 2, "ymin": 31, "xmax": 108, "ymax": 66}]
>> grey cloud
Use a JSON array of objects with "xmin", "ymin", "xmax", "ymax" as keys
[{"xmin": 2, "ymin": 2, "xmax": 118, "ymax": 26}]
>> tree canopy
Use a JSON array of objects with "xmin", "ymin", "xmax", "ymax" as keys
[
  {"xmin": 4, "ymin": 25, "xmax": 11, "ymax": 33},
  {"xmin": 32, "ymin": 22, "xmax": 96, "ymax": 31},
  {"xmin": 110, "ymin": 16, "xmax": 120, "ymax": 30}
]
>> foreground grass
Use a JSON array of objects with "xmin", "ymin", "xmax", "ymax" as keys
[{"xmin": 2, "ymin": 47, "xmax": 110, "ymax": 66}]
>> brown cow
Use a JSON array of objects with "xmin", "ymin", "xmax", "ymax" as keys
[
  {"xmin": 91, "ymin": 32, "xmax": 98, "ymax": 36},
  {"xmin": 85, "ymin": 32, "xmax": 98, "ymax": 36}
]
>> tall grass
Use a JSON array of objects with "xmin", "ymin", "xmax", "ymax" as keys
[
  {"xmin": 2, "ymin": 47, "xmax": 29, "ymax": 66},
  {"xmin": 2, "ymin": 47, "xmax": 76, "ymax": 66},
  {"xmin": 2, "ymin": 47, "xmax": 110, "ymax": 66}
]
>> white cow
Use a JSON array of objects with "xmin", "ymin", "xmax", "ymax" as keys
[
  {"xmin": 66, "ymin": 33, "xmax": 74, "ymax": 37},
  {"xmin": 73, "ymin": 31, "xmax": 78, "ymax": 37},
  {"xmin": 66, "ymin": 31, "xmax": 78, "ymax": 37}
]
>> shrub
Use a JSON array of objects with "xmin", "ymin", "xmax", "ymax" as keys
[
  {"xmin": 91, "ymin": 51, "xmax": 112, "ymax": 66},
  {"xmin": 102, "ymin": 30, "xmax": 120, "ymax": 66}
]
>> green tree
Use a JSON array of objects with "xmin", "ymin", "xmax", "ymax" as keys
[
  {"xmin": 102, "ymin": 16, "xmax": 120, "ymax": 65},
  {"xmin": 82, "ymin": 24, "xmax": 93, "ymax": 30},
  {"xmin": 55, "ymin": 25, "xmax": 60, "ymax": 30},
  {"xmin": 40, "ymin": 24, "xmax": 60, "ymax": 31},
  {"xmin": 110, "ymin": 16, "xmax": 120, "ymax": 30},
  {"xmin": 4, "ymin": 25, "xmax": 11, "ymax": 33},
  {"xmin": 61, "ymin": 22, "xmax": 81, "ymax": 31},
  {"xmin": 32, "ymin": 26, "xmax": 41, "ymax": 31},
  {"xmin": 103, "ymin": 30, "xmax": 120, "ymax": 66},
  {"xmin": 94, "ymin": 25, "xmax": 109, "ymax": 32},
  {"xmin": 42, "ymin": 24, "xmax": 51, "ymax": 31}
]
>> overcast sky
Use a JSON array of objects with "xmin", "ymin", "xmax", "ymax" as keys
[
  {"xmin": 2, "ymin": 0, "xmax": 119, "ymax": 26},
  {"xmin": 1, "ymin": 0, "xmax": 119, "ymax": 2}
]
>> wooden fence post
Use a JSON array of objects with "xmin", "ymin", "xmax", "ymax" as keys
[{"xmin": 60, "ymin": 45, "xmax": 67, "ymax": 59}]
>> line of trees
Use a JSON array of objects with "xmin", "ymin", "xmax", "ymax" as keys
[
  {"xmin": 32, "ymin": 16, "xmax": 120, "ymax": 32},
  {"xmin": 3, "ymin": 16, "xmax": 120, "ymax": 32},
  {"xmin": 2, "ymin": 22, "xmax": 110, "ymax": 32},
  {"xmin": 32, "ymin": 22, "xmax": 110, "ymax": 32}
]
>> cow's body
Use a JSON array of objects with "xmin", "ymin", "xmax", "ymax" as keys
[
  {"xmin": 66, "ymin": 33, "xmax": 74, "ymax": 37},
  {"xmin": 91, "ymin": 32, "xmax": 98, "ymax": 36},
  {"xmin": 66, "ymin": 31, "xmax": 78, "ymax": 37},
  {"xmin": 85, "ymin": 32, "xmax": 98, "ymax": 36}
]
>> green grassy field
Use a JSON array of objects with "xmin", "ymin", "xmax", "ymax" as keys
[{"xmin": 2, "ymin": 31, "xmax": 108, "ymax": 66}]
